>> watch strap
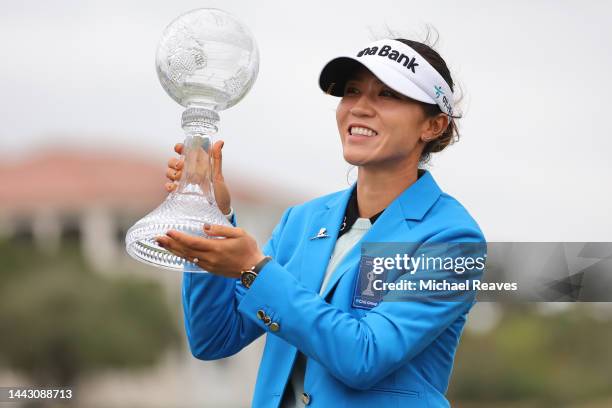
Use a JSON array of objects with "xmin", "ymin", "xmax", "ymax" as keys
[
  {"xmin": 252, "ymin": 256, "xmax": 272, "ymax": 274},
  {"xmin": 241, "ymin": 256, "xmax": 272, "ymax": 288}
]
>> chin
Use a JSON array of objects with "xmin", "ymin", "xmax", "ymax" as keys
[
  {"xmin": 343, "ymin": 152, "xmax": 370, "ymax": 167},
  {"xmin": 342, "ymin": 142, "xmax": 386, "ymax": 167}
]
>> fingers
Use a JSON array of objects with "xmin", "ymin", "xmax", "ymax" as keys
[
  {"xmin": 165, "ymin": 166, "xmax": 182, "ymax": 182},
  {"xmin": 156, "ymin": 232, "xmax": 212, "ymax": 267},
  {"xmin": 156, "ymin": 234, "xmax": 217, "ymax": 272},
  {"xmin": 165, "ymin": 182, "xmax": 177, "ymax": 192},
  {"xmin": 174, "ymin": 143, "xmax": 184, "ymax": 155},
  {"xmin": 166, "ymin": 155, "xmax": 183, "ymax": 191},
  {"xmin": 204, "ymin": 223, "xmax": 243, "ymax": 239},
  {"xmin": 164, "ymin": 230, "xmax": 217, "ymax": 252},
  {"xmin": 156, "ymin": 225, "xmax": 257, "ymax": 278},
  {"xmin": 155, "ymin": 235, "xmax": 188, "ymax": 259},
  {"xmin": 167, "ymin": 156, "xmax": 184, "ymax": 170}
]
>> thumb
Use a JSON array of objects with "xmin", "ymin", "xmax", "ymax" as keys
[
  {"xmin": 213, "ymin": 140, "xmax": 224, "ymax": 180},
  {"xmin": 204, "ymin": 223, "xmax": 242, "ymax": 238}
]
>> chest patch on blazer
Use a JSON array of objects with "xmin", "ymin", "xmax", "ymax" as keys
[{"xmin": 352, "ymin": 255, "xmax": 388, "ymax": 310}]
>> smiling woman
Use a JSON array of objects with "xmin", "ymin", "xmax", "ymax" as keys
[
  {"xmin": 157, "ymin": 36, "xmax": 485, "ymax": 408},
  {"xmin": 331, "ymin": 38, "xmax": 460, "ymax": 169},
  {"xmin": 338, "ymin": 67, "xmax": 448, "ymax": 169}
]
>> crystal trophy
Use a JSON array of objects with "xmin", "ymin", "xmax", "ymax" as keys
[{"xmin": 125, "ymin": 8, "xmax": 259, "ymax": 271}]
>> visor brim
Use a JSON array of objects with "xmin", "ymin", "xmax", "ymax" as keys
[{"xmin": 318, "ymin": 56, "xmax": 436, "ymax": 105}]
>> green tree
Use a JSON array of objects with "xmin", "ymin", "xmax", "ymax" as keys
[
  {"xmin": 0, "ymin": 239, "xmax": 181, "ymax": 388},
  {"xmin": 448, "ymin": 304, "xmax": 612, "ymax": 406}
]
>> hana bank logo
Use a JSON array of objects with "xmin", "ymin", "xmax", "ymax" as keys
[
  {"xmin": 434, "ymin": 85, "xmax": 453, "ymax": 116},
  {"xmin": 434, "ymin": 85, "xmax": 444, "ymax": 99}
]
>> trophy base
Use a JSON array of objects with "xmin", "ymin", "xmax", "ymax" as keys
[{"xmin": 125, "ymin": 192, "xmax": 231, "ymax": 272}]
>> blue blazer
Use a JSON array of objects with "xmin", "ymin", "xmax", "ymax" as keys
[{"xmin": 182, "ymin": 170, "xmax": 485, "ymax": 407}]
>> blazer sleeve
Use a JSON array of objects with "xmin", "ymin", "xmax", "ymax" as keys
[
  {"xmin": 182, "ymin": 207, "xmax": 294, "ymax": 360},
  {"xmin": 236, "ymin": 225, "xmax": 485, "ymax": 389}
]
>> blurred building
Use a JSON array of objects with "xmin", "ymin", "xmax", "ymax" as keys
[{"xmin": 0, "ymin": 149, "xmax": 302, "ymax": 407}]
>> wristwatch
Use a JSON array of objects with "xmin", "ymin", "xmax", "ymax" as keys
[
  {"xmin": 240, "ymin": 256, "xmax": 273, "ymax": 289},
  {"xmin": 223, "ymin": 206, "xmax": 234, "ymax": 222}
]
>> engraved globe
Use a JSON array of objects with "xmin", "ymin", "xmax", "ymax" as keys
[{"xmin": 125, "ymin": 8, "xmax": 259, "ymax": 271}]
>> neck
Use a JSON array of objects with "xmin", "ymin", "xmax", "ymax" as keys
[{"xmin": 355, "ymin": 158, "xmax": 420, "ymax": 219}]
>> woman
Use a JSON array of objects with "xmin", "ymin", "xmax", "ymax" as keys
[{"xmin": 156, "ymin": 37, "xmax": 485, "ymax": 408}]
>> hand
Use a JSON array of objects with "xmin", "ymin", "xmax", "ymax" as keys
[
  {"xmin": 155, "ymin": 224, "xmax": 265, "ymax": 279},
  {"xmin": 165, "ymin": 140, "xmax": 232, "ymax": 215}
]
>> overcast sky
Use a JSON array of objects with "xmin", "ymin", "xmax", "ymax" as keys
[{"xmin": 1, "ymin": 0, "xmax": 610, "ymax": 241}]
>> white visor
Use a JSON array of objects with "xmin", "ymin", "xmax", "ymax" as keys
[{"xmin": 319, "ymin": 39, "xmax": 455, "ymax": 117}]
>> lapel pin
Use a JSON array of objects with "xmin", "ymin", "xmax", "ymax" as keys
[{"xmin": 310, "ymin": 227, "xmax": 329, "ymax": 240}]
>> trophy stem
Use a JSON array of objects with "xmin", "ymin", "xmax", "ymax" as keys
[{"xmin": 176, "ymin": 106, "xmax": 221, "ymax": 205}]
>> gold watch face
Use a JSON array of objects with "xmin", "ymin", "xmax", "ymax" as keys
[{"xmin": 241, "ymin": 271, "xmax": 257, "ymax": 288}]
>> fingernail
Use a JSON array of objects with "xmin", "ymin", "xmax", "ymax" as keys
[
  {"xmin": 166, "ymin": 231, "xmax": 175, "ymax": 238},
  {"xmin": 204, "ymin": 223, "xmax": 211, "ymax": 231}
]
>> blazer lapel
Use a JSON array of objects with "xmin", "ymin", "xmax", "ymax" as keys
[
  {"xmin": 299, "ymin": 186, "xmax": 354, "ymax": 293},
  {"xmin": 319, "ymin": 198, "xmax": 410, "ymax": 300},
  {"xmin": 319, "ymin": 170, "xmax": 443, "ymax": 300}
]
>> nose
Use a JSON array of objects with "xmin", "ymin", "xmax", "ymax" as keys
[{"xmin": 349, "ymin": 94, "xmax": 375, "ymax": 117}]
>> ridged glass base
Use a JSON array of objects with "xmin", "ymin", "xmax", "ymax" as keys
[{"xmin": 125, "ymin": 192, "xmax": 231, "ymax": 272}]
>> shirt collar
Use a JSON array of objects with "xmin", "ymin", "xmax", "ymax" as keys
[
  {"xmin": 337, "ymin": 169, "xmax": 428, "ymax": 238},
  {"xmin": 338, "ymin": 186, "xmax": 379, "ymax": 238}
]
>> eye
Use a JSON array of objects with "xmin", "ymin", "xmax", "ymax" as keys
[
  {"xmin": 344, "ymin": 85, "xmax": 359, "ymax": 96},
  {"xmin": 380, "ymin": 89, "xmax": 401, "ymax": 99}
]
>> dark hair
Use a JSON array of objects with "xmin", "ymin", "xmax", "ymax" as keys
[{"xmin": 393, "ymin": 37, "xmax": 461, "ymax": 164}]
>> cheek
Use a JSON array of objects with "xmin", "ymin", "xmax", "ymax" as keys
[
  {"xmin": 336, "ymin": 102, "xmax": 350, "ymax": 138},
  {"xmin": 336, "ymin": 101, "xmax": 347, "ymax": 123},
  {"xmin": 387, "ymin": 109, "xmax": 423, "ymax": 142},
  {"xmin": 379, "ymin": 114, "xmax": 423, "ymax": 154}
]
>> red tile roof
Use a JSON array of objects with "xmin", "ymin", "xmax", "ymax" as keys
[{"xmin": 0, "ymin": 149, "xmax": 297, "ymax": 215}]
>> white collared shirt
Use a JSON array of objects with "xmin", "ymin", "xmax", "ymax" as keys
[{"xmin": 282, "ymin": 217, "xmax": 372, "ymax": 407}]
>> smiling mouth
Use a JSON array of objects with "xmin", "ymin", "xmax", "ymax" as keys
[{"xmin": 349, "ymin": 126, "xmax": 378, "ymax": 137}]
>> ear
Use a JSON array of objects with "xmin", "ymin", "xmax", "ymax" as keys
[{"xmin": 421, "ymin": 114, "xmax": 450, "ymax": 142}]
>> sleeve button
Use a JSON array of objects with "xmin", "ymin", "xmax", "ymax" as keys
[
  {"xmin": 263, "ymin": 316, "xmax": 272, "ymax": 325},
  {"xmin": 256, "ymin": 310, "xmax": 265, "ymax": 320},
  {"xmin": 269, "ymin": 322, "xmax": 280, "ymax": 332}
]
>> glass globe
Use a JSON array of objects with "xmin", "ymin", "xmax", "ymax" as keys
[
  {"xmin": 156, "ymin": 8, "xmax": 259, "ymax": 111},
  {"xmin": 125, "ymin": 8, "xmax": 259, "ymax": 272}
]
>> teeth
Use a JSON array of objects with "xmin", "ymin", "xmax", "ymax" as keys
[{"xmin": 350, "ymin": 126, "xmax": 377, "ymax": 137}]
